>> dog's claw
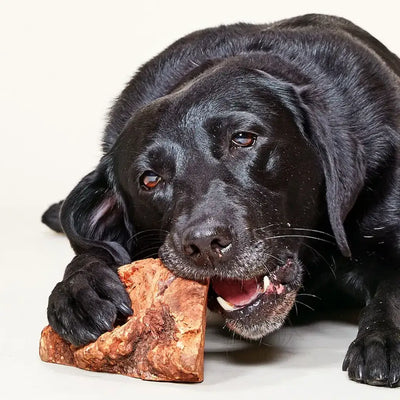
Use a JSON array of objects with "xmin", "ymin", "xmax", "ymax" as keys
[{"xmin": 344, "ymin": 329, "xmax": 400, "ymax": 387}]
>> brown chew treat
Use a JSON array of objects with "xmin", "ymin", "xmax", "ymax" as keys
[{"xmin": 39, "ymin": 258, "xmax": 209, "ymax": 382}]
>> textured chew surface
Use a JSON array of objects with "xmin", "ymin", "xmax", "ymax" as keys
[{"xmin": 39, "ymin": 258, "xmax": 209, "ymax": 382}]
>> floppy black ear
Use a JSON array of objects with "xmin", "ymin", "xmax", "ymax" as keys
[
  {"xmin": 293, "ymin": 86, "xmax": 366, "ymax": 257},
  {"xmin": 254, "ymin": 69, "xmax": 365, "ymax": 257},
  {"xmin": 60, "ymin": 155, "xmax": 133, "ymax": 266}
]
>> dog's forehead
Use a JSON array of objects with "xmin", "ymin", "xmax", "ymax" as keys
[
  {"xmin": 115, "ymin": 64, "xmax": 289, "ymax": 175},
  {"xmin": 154, "ymin": 69, "xmax": 274, "ymax": 139},
  {"xmin": 167, "ymin": 65, "xmax": 263, "ymax": 117}
]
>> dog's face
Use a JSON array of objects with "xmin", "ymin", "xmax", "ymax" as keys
[{"xmin": 113, "ymin": 63, "xmax": 324, "ymax": 339}]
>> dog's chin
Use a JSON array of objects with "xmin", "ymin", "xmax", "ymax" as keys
[
  {"xmin": 225, "ymin": 316, "xmax": 287, "ymax": 340},
  {"xmin": 217, "ymin": 291, "xmax": 297, "ymax": 340}
]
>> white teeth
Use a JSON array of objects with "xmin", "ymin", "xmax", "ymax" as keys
[
  {"xmin": 263, "ymin": 276, "xmax": 271, "ymax": 292},
  {"xmin": 216, "ymin": 296, "xmax": 237, "ymax": 312}
]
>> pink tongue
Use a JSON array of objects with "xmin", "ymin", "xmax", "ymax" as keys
[{"xmin": 212, "ymin": 278, "xmax": 260, "ymax": 306}]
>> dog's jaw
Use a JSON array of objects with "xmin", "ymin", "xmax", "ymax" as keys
[
  {"xmin": 160, "ymin": 236, "xmax": 302, "ymax": 341},
  {"xmin": 224, "ymin": 291, "xmax": 298, "ymax": 339},
  {"xmin": 207, "ymin": 259, "xmax": 301, "ymax": 340}
]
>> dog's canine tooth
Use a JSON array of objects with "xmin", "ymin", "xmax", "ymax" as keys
[
  {"xmin": 263, "ymin": 275, "xmax": 271, "ymax": 292},
  {"xmin": 216, "ymin": 296, "xmax": 237, "ymax": 311}
]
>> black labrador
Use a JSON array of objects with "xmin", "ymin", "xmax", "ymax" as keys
[{"xmin": 42, "ymin": 14, "xmax": 400, "ymax": 387}]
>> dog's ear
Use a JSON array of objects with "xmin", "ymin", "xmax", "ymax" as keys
[
  {"xmin": 254, "ymin": 69, "xmax": 365, "ymax": 257},
  {"xmin": 60, "ymin": 155, "xmax": 133, "ymax": 265},
  {"xmin": 292, "ymin": 85, "xmax": 366, "ymax": 258}
]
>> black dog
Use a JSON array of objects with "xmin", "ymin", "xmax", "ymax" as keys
[{"xmin": 42, "ymin": 14, "xmax": 400, "ymax": 387}]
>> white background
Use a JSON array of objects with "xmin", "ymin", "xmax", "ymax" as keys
[{"xmin": 1, "ymin": 0, "xmax": 400, "ymax": 398}]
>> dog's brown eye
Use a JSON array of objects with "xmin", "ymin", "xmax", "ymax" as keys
[
  {"xmin": 231, "ymin": 132, "xmax": 257, "ymax": 148},
  {"xmin": 140, "ymin": 171, "xmax": 162, "ymax": 190}
]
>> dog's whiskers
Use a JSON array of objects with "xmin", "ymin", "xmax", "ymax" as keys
[
  {"xmin": 251, "ymin": 223, "xmax": 281, "ymax": 232},
  {"xmin": 132, "ymin": 246, "xmax": 163, "ymax": 260},
  {"xmin": 277, "ymin": 227, "xmax": 335, "ymax": 239},
  {"xmin": 127, "ymin": 228, "xmax": 169, "ymax": 250},
  {"xmin": 301, "ymin": 242, "xmax": 337, "ymax": 279},
  {"xmin": 295, "ymin": 300, "xmax": 315, "ymax": 312},
  {"xmin": 263, "ymin": 234, "xmax": 335, "ymax": 245},
  {"xmin": 255, "ymin": 225, "xmax": 334, "ymax": 240},
  {"xmin": 128, "ymin": 228, "xmax": 168, "ymax": 240},
  {"xmin": 296, "ymin": 293, "xmax": 321, "ymax": 300},
  {"xmin": 267, "ymin": 253, "xmax": 285, "ymax": 264}
]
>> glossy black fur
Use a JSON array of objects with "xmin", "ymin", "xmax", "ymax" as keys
[{"xmin": 42, "ymin": 14, "xmax": 400, "ymax": 386}]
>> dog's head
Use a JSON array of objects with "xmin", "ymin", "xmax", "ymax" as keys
[{"xmin": 61, "ymin": 57, "xmax": 365, "ymax": 339}]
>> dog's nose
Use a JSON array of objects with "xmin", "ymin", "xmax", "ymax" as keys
[{"xmin": 182, "ymin": 224, "xmax": 233, "ymax": 266}]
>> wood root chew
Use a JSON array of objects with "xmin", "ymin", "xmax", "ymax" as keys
[{"xmin": 39, "ymin": 258, "xmax": 209, "ymax": 382}]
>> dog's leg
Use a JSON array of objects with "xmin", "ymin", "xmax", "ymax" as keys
[{"xmin": 343, "ymin": 271, "xmax": 400, "ymax": 387}]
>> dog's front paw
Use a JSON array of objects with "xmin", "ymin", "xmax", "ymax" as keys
[
  {"xmin": 47, "ymin": 262, "xmax": 132, "ymax": 346},
  {"xmin": 342, "ymin": 327, "xmax": 400, "ymax": 387}
]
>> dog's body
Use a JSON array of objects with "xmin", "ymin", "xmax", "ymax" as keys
[{"xmin": 43, "ymin": 14, "xmax": 400, "ymax": 386}]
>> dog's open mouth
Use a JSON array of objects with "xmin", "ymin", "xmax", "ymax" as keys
[
  {"xmin": 211, "ymin": 274, "xmax": 286, "ymax": 311},
  {"xmin": 210, "ymin": 258, "xmax": 295, "ymax": 312},
  {"xmin": 207, "ymin": 258, "xmax": 299, "ymax": 339}
]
